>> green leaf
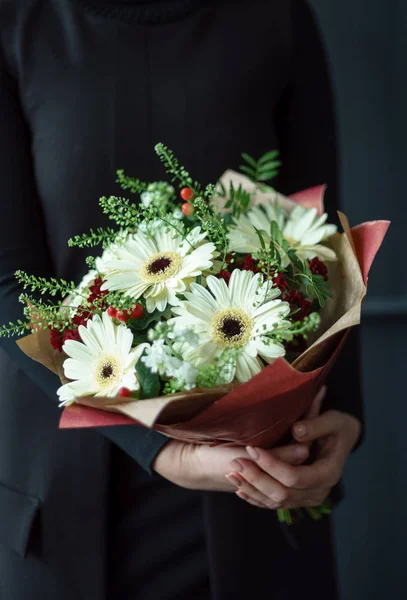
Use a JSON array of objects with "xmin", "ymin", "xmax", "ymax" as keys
[
  {"xmin": 136, "ymin": 354, "xmax": 161, "ymax": 399},
  {"xmin": 239, "ymin": 165, "xmax": 256, "ymax": 178},
  {"xmin": 217, "ymin": 180, "xmax": 226, "ymax": 198},
  {"xmin": 258, "ymin": 150, "xmax": 280, "ymax": 164},
  {"xmin": 257, "ymin": 169, "xmax": 280, "ymax": 182},
  {"xmin": 254, "ymin": 227, "xmax": 267, "ymax": 250},
  {"xmin": 241, "ymin": 152, "xmax": 258, "ymax": 169},
  {"xmin": 128, "ymin": 308, "xmax": 168, "ymax": 332}
]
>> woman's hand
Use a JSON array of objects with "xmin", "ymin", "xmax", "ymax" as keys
[
  {"xmin": 152, "ymin": 439, "xmax": 311, "ymax": 493},
  {"xmin": 226, "ymin": 406, "xmax": 361, "ymax": 510}
]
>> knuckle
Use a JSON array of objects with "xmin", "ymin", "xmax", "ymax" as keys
[
  {"xmin": 282, "ymin": 471, "xmax": 299, "ymax": 488},
  {"xmin": 272, "ymin": 490, "xmax": 289, "ymax": 504},
  {"xmin": 261, "ymin": 458, "xmax": 275, "ymax": 472}
]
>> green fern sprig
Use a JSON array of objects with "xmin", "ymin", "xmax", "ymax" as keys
[
  {"xmin": 116, "ymin": 169, "xmax": 148, "ymax": 194},
  {"xmin": 68, "ymin": 227, "xmax": 118, "ymax": 249},
  {"xmin": 15, "ymin": 270, "xmax": 76, "ymax": 298},
  {"xmin": 154, "ymin": 143, "xmax": 202, "ymax": 194},
  {"xmin": 240, "ymin": 150, "xmax": 282, "ymax": 184},
  {"xmin": 98, "ymin": 195, "xmax": 141, "ymax": 229}
]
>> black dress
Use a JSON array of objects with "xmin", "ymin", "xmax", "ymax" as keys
[{"xmin": 0, "ymin": 1, "xmax": 361, "ymax": 598}]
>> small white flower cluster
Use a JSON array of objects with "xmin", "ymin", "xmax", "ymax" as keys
[
  {"xmin": 140, "ymin": 181, "xmax": 175, "ymax": 209},
  {"xmin": 141, "ymin": 323, "xmax": 200, "ymax": 391}
]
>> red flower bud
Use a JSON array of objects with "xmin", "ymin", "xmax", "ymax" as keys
[
  {"xmin": 181, "ymin": 202, "xmax": 195, "ymax": 216},
  {"xmin": 118, "ymin": 387, "xmax": 132, "ymax": 398},
  {"xmin": 180, "ymin": 187, "xmax": 194, "ymax": 201},
  {"xmin": 116, "ymin": 309, "xmax": 131, "ymax": 323},
  {"xmin": 107, "ymin": 305, "xmax": 117, "ymax": 318},
  {"xmin": 131, "ymin": 304, "xmax": 144, "ymax": 319}
]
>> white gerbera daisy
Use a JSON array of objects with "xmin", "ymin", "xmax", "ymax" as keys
[
  {"xmin": 57, "ymin": 311, "xmax": 148, "ymax": 405},
  {"xmin": 101, "ymin": 226, "xmax": 217, "ymax": 313},
  {"xmin": 228, "ymin": 202, "xmax": 337, "ymax": 264},
  {"xmin": 170, "ymin": 269, "xmax": 291, "ymax": 383},
  {"xmin": 283, "ymin": 205, "xmax": 337, "ymax": 261}
]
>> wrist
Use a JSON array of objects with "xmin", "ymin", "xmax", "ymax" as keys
[{"xmin": 151, "ymin": 439, "xmax": 198, "ymax": 488}]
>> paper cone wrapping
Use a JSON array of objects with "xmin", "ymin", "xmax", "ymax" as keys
[{"xmin": 16, "ymin": 173, "xmax": 389, "ymax": 448}]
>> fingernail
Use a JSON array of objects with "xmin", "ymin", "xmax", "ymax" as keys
[
  {"xmin": 226, "ymin": 473, "xmax": 241, "ymax": 488},
  {"xmin": 229, "ymin": 459, "xmax": 243, "ymax": 472},
  {"xmin": 246, "ymin": 446, "xmax": 259, "ymax": 461},
  {"xmin": 293, "ymin": 424, "xmax": 306, "ymax": 438},
  {"xmin": 236, "ymin": 490, "xmax": 248, "ymax": 500}
]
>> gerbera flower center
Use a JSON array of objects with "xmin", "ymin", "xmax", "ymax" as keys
[
  {"xmin": 212, "ymin": 309, "xmax": 253, "ymax": 348},
  {"xmin": 141, "ymin": 251, "xmax": 182, "ymax": 283},
  {"xmin": 95, "ymin": 356, "xmax": 122, "ymax": 388}
]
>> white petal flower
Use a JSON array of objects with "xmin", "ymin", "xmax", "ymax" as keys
[
  {"xmin": 170, "ymin": 269, "xmax": 291, "ymax": 383},
  {"xmin": 57, "ymin": 311, "xmax": 148, "ymax": 405},
  {"xmin": 282, "ymin": 205, "xmax": 337, "ymax": 261},
  {"xmin": 228, "ymin": 201, "xmax": 337, "ymax": 264},
  {"xmin": 100, "ymin": 226, "xmax": 218, "ymax": 313},
  {"xmin": 142, "ymin": 339, "xmax": 199, "ymax": 390}
]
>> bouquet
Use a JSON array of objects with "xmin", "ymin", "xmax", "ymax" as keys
[{"xmin": 1, "ymin": 145, "xmax": 388, "ymax": 522}]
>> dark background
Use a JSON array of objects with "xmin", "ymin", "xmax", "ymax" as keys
[{"xmin": 310, "ymin": 1, "xmax": 405, "ymax": 598}]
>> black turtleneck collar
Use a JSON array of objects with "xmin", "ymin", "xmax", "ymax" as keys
[{"xmin": 76, "ymin": 0, "xmax": 205, "ymax": 25}]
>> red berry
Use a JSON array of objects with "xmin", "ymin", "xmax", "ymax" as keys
[
  {"xmin": 107, "ymin": 305, "xmax": 117, "ymax": 318},
  {"xmin": 116, "ymin": 309, "xmax": 131, "ymax": 323},
  {"xmin": 180, "ymin": 187, "xmax": 194, "ymax": 201},
  {"xmin": 118, "ymin": 387, "xmax": 132, "ymax": 398},
  {"xmin": 131, "ymin": 304, "xmax": 144, "ymax": 319},
  {"xmin": 182, "ymin": 202, "xmax": 195, "ymax": 216}
]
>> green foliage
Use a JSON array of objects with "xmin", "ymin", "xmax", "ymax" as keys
[
  {"xmin": 15, "ymin": 270, "xmax": 76, "ymax": 298},
  {"xmin": 195, "ymin": 349, "xmax": 239, "ymax": 389},
  {"xmin": 239, "ymin": 150, "xmax": 282, "ymax": 184},
  {"xmin": 218, "ymin": 180, "xmax": 252, "ymax": 218},
  {"xmin": 99, "ymin": 195, "xmax": 140, "ymax": 229},
  {"xmin": 193, "ymin": 195, "xmax": 229, "ymax": 259},
  {"xmin": 116, "ymin": 169, "xmax": 148, "ymax": 194},
  {"xmin": 136, "ymin": 354, "xmax": 161, "ymax": 399},
  {"xmin": 68, "ymin": 227, "xmax": 117, "ymax": 249},
  {"xmin": 154, "ymin": 143, "xmax": 202, "ymax": 194},
  {"xmin": 288, "ymin": 254, "xmax": 333, "ymax": 307},
  {"xmin": 0, "ymin": 319, "xmax": 31, "ymax": 338},
  {"xmin": 250, "ymin": 218, "xmax": 332, "ymax": 308},
  {"xmin": 128, "ymin": 308, "xmax": 169, "ymax": 333}
]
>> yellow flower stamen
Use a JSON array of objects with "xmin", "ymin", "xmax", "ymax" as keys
[
  {"xmin": 140, "ymin": 251, "xmax": 182, "ymax": 283},
  {"xmin": 95, "ymin": 356, "xmax": 122, "ymax": 388},
  {"xmin": 211, "ymin": 309, "xmax": 253, "ymax": 348}
]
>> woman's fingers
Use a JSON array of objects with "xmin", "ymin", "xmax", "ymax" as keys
[
  {"xmin": 292, "ymin": 410, "xmax": 345, "ymax": 443},
  {"xmin": 270, "ymin": 443, "xmax": 310, "ymax": 465},
  {"xmin": 235, "ymin": 490, "xmax": 270, "ymax": 509},
  {"xmin": 241, "ymin": 447, "xmax": 339, "ymax": 490},
  {"xmin": 226, "ymin": 472, "xmax": 284, "ymax": 509},
  {"xmin": 227, "ymin": 470, "xmax": 331, "ymax": 510}
]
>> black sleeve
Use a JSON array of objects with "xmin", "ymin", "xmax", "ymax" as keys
[
  {"xmin": 275, "ymin": 0, "xmax": 364, "ymax": 435},
  {"xmin": 0, "ymin": 48, "xmax": 169, "ymax": 473}
]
